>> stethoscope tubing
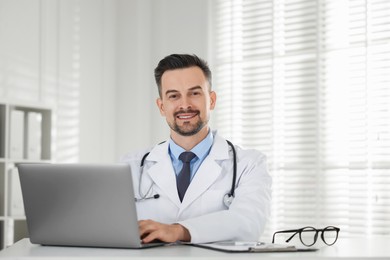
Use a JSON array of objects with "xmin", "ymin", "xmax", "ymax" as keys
[{"xmin": 138, "ymin": 140, "xmax": 237, "ymax": 204}]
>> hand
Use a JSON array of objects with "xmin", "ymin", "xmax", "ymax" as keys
[{"xmin": 138, "ymin": 219, "xmax": 191, "ymax": 243}]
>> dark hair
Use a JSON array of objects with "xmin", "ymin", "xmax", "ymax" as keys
[{"xmin": 154, "ymin": 54, "xmax": 212, "ymax": 97}]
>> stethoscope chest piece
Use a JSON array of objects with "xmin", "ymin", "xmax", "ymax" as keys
[{"xmin": 223, "ymin": 193, "xmax": 234, "ymax": 207}]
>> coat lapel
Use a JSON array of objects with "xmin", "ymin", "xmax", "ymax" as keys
[
  {"xmin": 144, "ymin": 142, "xmax": 181, "ymax": 207},
  {"xmin": 179, "ymin": 134, "xmax": 230, "ymax": 213}
]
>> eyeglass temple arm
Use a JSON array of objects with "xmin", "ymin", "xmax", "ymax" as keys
[{"xmin": 272, "ymin": 229, "xmax": 301, "ymax": 243}]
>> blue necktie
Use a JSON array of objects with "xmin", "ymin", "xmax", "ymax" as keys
[{"xmin": 177, "ymin": 151, "xmax": 196, "ymax": 202}]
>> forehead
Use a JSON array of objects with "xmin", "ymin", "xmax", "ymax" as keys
[{"xmin": 161, "ymin": 66, "xmax": 208, "ymax": 91}]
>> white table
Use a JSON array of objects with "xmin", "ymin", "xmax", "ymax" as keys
[{"xmin": 0, "ymin": 237, "xmax": 389, "ymax": 259}]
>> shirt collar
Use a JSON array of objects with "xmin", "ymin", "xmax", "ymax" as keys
[{"xmin": 169, "ymin": 129, "xmax": 214, "ymax": 161}]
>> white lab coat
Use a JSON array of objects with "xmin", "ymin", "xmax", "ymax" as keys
[{"xmin": 120, "ymin": 132, "xmax": 272, "ymax": 243}]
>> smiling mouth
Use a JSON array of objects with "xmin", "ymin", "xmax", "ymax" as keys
[{"xmin": 175, "ymin": 110, "xmax": 199, "ymax": 120}]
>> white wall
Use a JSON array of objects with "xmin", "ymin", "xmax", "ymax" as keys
[
  {"xmin": 115, "ymin": 0, "xmax": 210, "ymax": 158},
  {"xmin": 115, "ymin": 0, "xmax": 154, "ymax": 158},
  {"xmin": 0, "ymin": 0, "xmax": 40, "ymax": 100},
  {"xmin": 0, "ymin": 0, "xmax": 210, "ymax": 163},
  {"xmin": 79, "ymin": 0, "xmax": 117, "ymax": 163}
]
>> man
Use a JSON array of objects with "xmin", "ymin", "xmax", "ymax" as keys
[{"xmin": 121, "ymin": 54, "xmax": 271, "ymax": 244}]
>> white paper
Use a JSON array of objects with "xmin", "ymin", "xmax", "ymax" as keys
[{"xmin": 191, "ymin": 241, "xmax": 316, "ymax": 253}]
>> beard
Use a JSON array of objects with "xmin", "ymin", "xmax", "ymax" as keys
[{"xmin": 168, "ymin": 110, "xmax": 208, "ymax": 136}]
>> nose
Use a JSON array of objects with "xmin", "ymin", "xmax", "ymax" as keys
[{"xmin": 179, "ymin": 96, "xmax": 192, "ymax": 110}]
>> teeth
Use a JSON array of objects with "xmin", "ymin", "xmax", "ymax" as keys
[
  {"xmin": 178, "ymin": 113, "xmax": 196, "ymax": 119},
  {"xmin": 178, "ymin": 115, "xmax": 193, "ymax": 119}
]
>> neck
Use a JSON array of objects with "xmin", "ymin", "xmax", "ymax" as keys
[{"xmin": 171, "ymin": 126, "xmax": 210, "ymax": 151}]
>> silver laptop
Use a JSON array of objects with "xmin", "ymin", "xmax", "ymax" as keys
[{"xmin": 17, "ymin": 163, "xmax": 164, "ymax": 249}]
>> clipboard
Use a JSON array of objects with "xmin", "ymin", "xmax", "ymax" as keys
[{"xmin": 190, "ymin": 241, "xmax": 319, "ymax": 253}]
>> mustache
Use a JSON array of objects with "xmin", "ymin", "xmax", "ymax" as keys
[{"xmin": 174, "ymin": 109, "xmax": 200, "ymax": 117}]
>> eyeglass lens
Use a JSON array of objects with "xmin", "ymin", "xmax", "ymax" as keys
[
  {"xmin": 299, "ymin": 227, "xmax": 317, "ymax": 246},
  {"xmin": 299, "ymin": 226, "xmax": 339, "ymax": 246},
  {"xmin": 322, "ymin": 226, "xmax": 339, "ymax": 245}
]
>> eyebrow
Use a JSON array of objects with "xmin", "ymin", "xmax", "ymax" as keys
[{"xmin": 164, "ymin": 86, "xmax": 203, "ymax": 96}]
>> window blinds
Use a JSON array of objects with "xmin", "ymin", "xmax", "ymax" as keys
[{"xmin": 211, "ymin": 0, "xmax": 390, "ymax": 238}]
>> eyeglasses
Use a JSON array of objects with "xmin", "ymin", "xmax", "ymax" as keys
[{"xmin": 272, "ymin": 226, "xmax": 340, "ymax": 247}]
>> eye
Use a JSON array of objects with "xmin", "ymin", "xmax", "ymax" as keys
[{"xmin": 168, "ymin": 94, "xmax": 179, "ymax": 99}]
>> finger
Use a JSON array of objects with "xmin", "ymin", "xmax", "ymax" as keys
[
  {"xmin": 138, "ymin": 220, "xmax": 158, "ymax": 238},
  {"xmin": 142, "ymin": 231, "xmax": 160, "ymax": 243},
  {"xmin": 140, "ymin": 223, "xmax": 171, "ymax": 243},
  {"xmin": 138, "ymin": 219, "xmax": 153, "ymax": 228}
]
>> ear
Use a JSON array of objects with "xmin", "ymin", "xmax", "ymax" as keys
[
  {"xmin": 209, "ymin": 91, "xmax": 217, "ymax": 110},
  {"xmin": 156, "ymin": 98, "xmax": 166, "ymax": 116}
]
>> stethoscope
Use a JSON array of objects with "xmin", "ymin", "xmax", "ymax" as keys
[{"xmin": 136, "ymin": 140, "xmax": 237, "ymax": 207}]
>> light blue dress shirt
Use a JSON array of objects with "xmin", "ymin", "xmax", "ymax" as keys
[{"xmin": 168, "ymin": 130, "xmax": 214, "ymax": 181}]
